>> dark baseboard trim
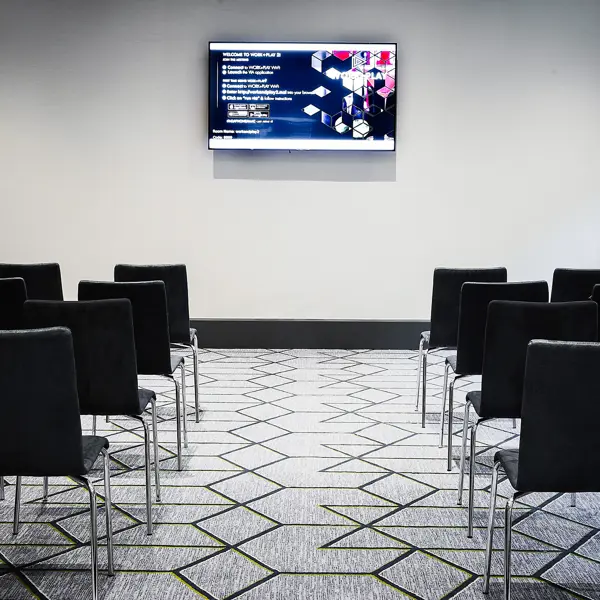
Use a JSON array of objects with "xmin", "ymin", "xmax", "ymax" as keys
[{"xmin": 190, "ymin": 319, "xmax": 429, "ymax": 350}]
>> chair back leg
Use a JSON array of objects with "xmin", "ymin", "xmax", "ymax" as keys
[
  {"xmin": 101, "ymin": 448, "xmax": 115, "ymax": 576},
  {"xmin": 13, "ymin": 476, "xmax": 22, "ymax": 535},
  {"xmin": 415, "ymin": 336, "xmax": 424, "ymax": 411},
  {"xmin": 504, "ymin": 495, "xmax": 516, "ymax": 600},
  {"xmin": 439, "ymin": 363, "xmax": 450, "ymax": 447},
  {"xmin": 457, "ymin": 400, "xmax": 471, "ymax": 505},
  {"xmin": 180, "ymin": 362, "xmax": 188, "ymax": 447},
  {"xmin": 150, "ymin": 398, "xmax": 162, "ymax": 503},
  {"xmin": 483, "ymin": 462, "xmax": 501, "ymax": 594},
  {"xmin": 421, "ymin": 349, "xmax": 428, "ymax": 428},
  {"xmin": 132, "ymin": 415, "xmax": 153, "ymax": 535},
  {"xmin": 192, "ymin": 333, "xmax": 200, "ymax": 423}
]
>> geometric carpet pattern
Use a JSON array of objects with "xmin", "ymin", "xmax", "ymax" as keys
[{"xmin": 1, "ymin": 348, "xmax": 600, "ymax": 599}]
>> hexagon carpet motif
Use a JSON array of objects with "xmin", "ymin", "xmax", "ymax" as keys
[{"xmin": 0, "ymin": 349, "xmax": 598, "ymax": 599}]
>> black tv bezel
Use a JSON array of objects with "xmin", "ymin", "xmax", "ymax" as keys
[{"xmin": 207, "ymin": 41, "xmax": 398, "ymax": 152}]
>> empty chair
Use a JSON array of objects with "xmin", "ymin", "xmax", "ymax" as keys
[
  {"xmin": 0, "ymin": 263, "xmax": 63, "ymax": 300},
  {"xmin": 415, "ymin": 268, "xmax": 507, "ymax": 428},
  {"xmin": 460, "ymin": 300, "xmax": 597, "ymax": 538},
  {"xmin": 79, "ymin": 280, "xmax": 187, "ymax": 470},
  {"xmin": 0, "ymin": 328, "xmax": 114, "ymax": 600},
  {"xmin": 439, "ymin": 281, "xmax": 549, "ymax": 471},
  {"xmin": 114, "ymin": 264, "xmax": 200, "ymax": 423},
  {"xmin": 24, "ymin": 299, "xmax": 161, "ymax": 534},
  {"xmin": 484, "ymin": 340, "xmax": 600, "ymax": 600},
  {"xmin": 551, "ymin": 268, "xmax": 600, "ymax": 302}
]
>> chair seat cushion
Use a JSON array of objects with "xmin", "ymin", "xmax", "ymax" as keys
[
  {"xmin": 81, "ymin": 435, "xmax": 109, "ymax": 474},
  {"xmin": 446, "ymin": 354, "xmax": 457, "ymax": 373},
  {"xmin": 495, "ymin": 448, "xmax": 519, "ymax": 489},
  {"xmin": 170, "ymin": 354, "xmax": 184, "ymax": 373},
  {"xmin": 138, "ymin": 388, "xmax": 156, "ymax": 412},
  {"xmin": 466, "ymin": 390, "xmax": 483, "ymax": 415}
]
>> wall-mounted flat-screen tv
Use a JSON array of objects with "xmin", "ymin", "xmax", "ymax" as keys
[{"xmin": 208, "ymin": 42, "xmax": 397, "ymax": 151}]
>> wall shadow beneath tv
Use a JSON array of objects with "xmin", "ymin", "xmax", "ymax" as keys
[{"xmin": 212, "ymin": 149, "xmax": 397, "ymax": 182}]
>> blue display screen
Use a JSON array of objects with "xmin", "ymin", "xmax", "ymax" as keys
[{"xmin": 208, "ymin": 43, "xmax": 397, "ymax": 151}]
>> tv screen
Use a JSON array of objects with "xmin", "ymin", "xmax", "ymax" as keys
[{"xmin": 208, "ymin": 42, "xmax": 397, "ymax": 151}]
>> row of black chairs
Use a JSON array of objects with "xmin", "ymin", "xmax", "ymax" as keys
[
  {"xmin": 0, "ymin": 262, "xmax": 202, "ymax": 600},
  {"xmin": 414, "ymin": 267, "xmax": 600, "ymax": 598}
]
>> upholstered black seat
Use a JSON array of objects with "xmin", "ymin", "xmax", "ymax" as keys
[
  {"xmin": 551, "ymin": 268, "xmax": 600, "ymax": 302},
  {"xmin": 78, "ymin": 280, "xmax": 188, "ymax": 471},
  {"xmin": 24, "ymin": 299, "xmax": 163, "ymax": 534},
  {"xmin": 0, "ymin": 263, "xmax": 63, "ymax": 300},
  {"xmin": 415, "ymin": 267, "xmax": 508, "ymax": 428},
  {"xmin": 484, "ymin": 340, "xmax": 600, "ymax": 599},
  {"xmin": 82, "ymin": 436, "xmax": 110, "ymax": 473},
  {"xmin": 115, "ymin": 264, "xmax": 200, "ymax": 423},
  {"xmin": 440, "ymin": 281, "xmax": 548, "ymax": 471},
  {"xmin": 0, "ymin": 327, "xmax": 114, "ymax": 600}
]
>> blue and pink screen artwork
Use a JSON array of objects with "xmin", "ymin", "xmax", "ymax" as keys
[{"xmin": 208, "ymin": 43, "xmax": 397, "ymax": 151}]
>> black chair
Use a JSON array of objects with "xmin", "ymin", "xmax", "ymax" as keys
[
  {"xmin": 114, "ymin": 264, "xmax": 200, "ymax": 423},
  {"xmin": 0, "ymin": 263, "xmax": 63, "ymax": 300},
  {"xmin": 460, "ymin": 300, "xmax": 597, "ymax": 538},
  {"xmin": 79, "ymin": 280, "xmax": 187, "ymax": 470},
  {"xmin": 24, "ymin": 299, "xmax": 161, "ymax": 534},
  {"xmin": 416, "ymin": 268, "xmax": 507, "ymax": 428},
  {"xmin": 439, "ymin": 281, "xmax": 549, "ymax": 470},
  {"xmin": 0, "ymin": 277, "xmax": 27, "ymax": 331},
  {"xmin": 551, "ymin": 268, "xmax": 600, "ymax": 302},
  {"xmin": 0, "ymin": 327, "xmax": 114, "ymax": 600},
  {"xmin": 483, "ymin": 340, "xmax": 600, "ymax": 600}
]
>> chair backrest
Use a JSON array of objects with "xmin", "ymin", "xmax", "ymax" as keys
[
  {"xmin": 551, "ymin": 268, "xmax": 600, "ymax": 302},
  {"xmin": 114, "ymin": 264, "xmax": 190, "ymax": 344},
  {"xmin": 591, "ymin": 284, "xmax": 600, "ymax": 304},
  {"xmin": 455, "ymin": 281, "xmax": 549, "ymax": 375},
  {"xmin": 0, "ymin": 277, "xmax": 28, "ymax": 330},
  {"xmin": 0, "ymin": 263, "xmax": 63, "ymax": 300},
  {"xmin": 479, "ymin": 300, "xmax": 597, "ymax": 419},
  {"xmin": 517, "ymin": 340, "xmax": 600, "ymax": 492},
  {"xmin": 0, "ymin": 328, "xmax": 85, "ymax": 476},
  {"xmin": 429, "ymin": 267, "xmax": 507, "ymax": 348},
  {"xmin": 78, "ymin": 280, "xmax": 171, "ymax": 375},
  {"xmin": 23, "ymin": 300, "xmax": 141, "ymax": 416}
]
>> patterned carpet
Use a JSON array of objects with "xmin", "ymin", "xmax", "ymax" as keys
[{"xmin": 1, "ymin": 348, "xmax": 599, "ymax": 599}]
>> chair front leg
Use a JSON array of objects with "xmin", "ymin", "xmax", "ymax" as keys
[
  {"xmin": 457, "ymin": 400, "xmax": 472, "ymax": 506},
  {"xmin": 92, "ymin": 415, "xmax": 97, "ymax": 436},
  {"xmin": 504, "ymin": 494, "xmax": 516, "ymax": 600},
  {"xmin": 192, "ymin": 333, "xmax": 200, "ymax": 423},
  {"xmin": 180, "ymin": 362, "xmax": 188, "ymax": 448},
  {"xmin": 468, "ymin": 418, "xmax": 488, "ymax": 538},
  {"xmin": 150, "ymin": 398, "xmax": 161, "ymax": 503},
  {"xmin": 101, "ymin": 448, "xmax": 115, "ymax": 576},
  {"xmin": 13, "ymin": 476, "xmax": 22, "ymax": 535},
  {"xmin": 171, "ymin": 376, "xmax": 183, "ymax": 471},
  {"xmin": 421, "ymin": 348, "xmax": 429, "ymax": 428},
  {"xmin": 78, "ymin": 476, "xmax": 99, "ymax": 600},
  {"xmin": 447, "ymin": 377, "xmax": 456, "ymax": 471},
  {"xmin": 132, "ymin": 415, "xmax": 153, "ymax": 535},
  {"xmin": 0, "ymin": 476, "xmax": 4, "ymax": 501},
  {"xmin": 483, "ymin": 462, "xmax": 501, "ymax": 594},
  {"xmin": 570, "ymin": 493, "xmax": 577, "ymax": 508},
  {"xmin": 43, "ymin": 477, "xmax": 49, "ymax": 502},
  {"xmin": 415, "ymin": 336, "xmax": 424, "ymax": 411},
  {"xmin": 439, "ymin": 361, "xmax": 450, "ymax": 447}
]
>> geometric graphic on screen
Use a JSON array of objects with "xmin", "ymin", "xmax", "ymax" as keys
[{"xmin": 305, "ymin": 49, "xmax": 396, "ymax": 141}]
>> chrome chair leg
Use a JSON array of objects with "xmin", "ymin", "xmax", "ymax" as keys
[
  {"xmin": 101, "ymin": 449, "xmax": 115, "ymax": 576},
  {"xmin": 447, "ymin": 378, "xmax": 455, "ymax": 471},
  {"xmin": 457, "ymin": 400, "xmax": 471, "ymax": 506},
  {"xmin": 132, "ymin": 415, "xmax": 153, "ymax": 535},
  {"xmin": 504, "ymin": 495, "xmax": 516, "ymax": 600},
  {"xmin": 0, "ymin": 476, "xmax": 4, "ymax": 501},
  {"xmin": 192, "ymin": 333, "xmax": 200, "ymax": 423},
  {"xmin": 92, "ymin": 415, "xmax": 97, "ymax": 436},
  {"xmin": 468, "ymin": 418, "xmax": 487, "ymax": 538},
  {"xmin": 421, "ymin": 348, "xmax": 429, "ymax": 428},
  {"xmin": 172, "ymin": 376, "xmax": 182, "ymax": 471},
  {"xmin": 180, "ymin": 362, "xmax": 188, "ymax": 448},
  {"xmin": 84, "ymin": 477, "xmax": 99, "ymax": 600},
  {"xmin": 150, "ymin": 398, "xmax": 161, "ymax": 502},
  {"xmin": 571, "ymin": 493, "xmax": 577, "ymax": 507},
  {"xmin": 415, "ymin": 336, "xmax": 424, "ymax": 411},
  {"xmin": 483, "ymin": 462, "xmax": 501, "ymax": 594},
  {"xmin": 512, "ymin": 418, "xmax": 517, "ymax": 429},
  {"xmin": 13, "ymin": 476, "xmax": 22, "ymax": 535},
  {"xmin": 43, "ymin": 477, "xmax": 49, "ymax": 502},
  {"xmin": 439, "ymin": 362, "xmax": 450, "ymax": 447}
]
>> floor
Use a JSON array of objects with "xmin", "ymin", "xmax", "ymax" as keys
[{"xmin": 1, "ymin": 348, "xmax": 599, "ymax": 600}]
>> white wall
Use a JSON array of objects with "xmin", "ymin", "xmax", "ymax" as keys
[{"xmin": 1, "ymin": 0, "xmax": 599, "ymax": 320}]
